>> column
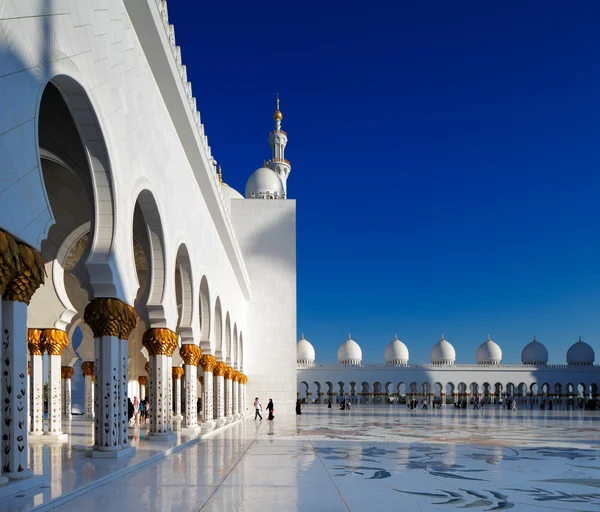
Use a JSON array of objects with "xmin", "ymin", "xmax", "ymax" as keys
[
  {"xmin": 28, "ymin": 329, "xmax": 44, "ymax": 435},
  {"xmin": 224, "ymin": 367, "xmax": 234, "ymax": 418},
  {"xmin": 138, "ymin": 376, "xmax": 147, "ymax": 400},
  {"xmin": 81, "ymin": 362, "xmax": 95, "ymax": 419},
  {"xmin": 84, "ymin": 298, "xmax": 137, "ymax": 458},
  {"xmin": 142, "ymin": 328, "xmax": 178, "ymax": 442},
  {"xmin": 232, "ymin": 372, "xmax": 239, "ymax": 417},
  {"xmin": 213, "ymin": 362, "xmax": 226, "ymax": 423},
  {"xmin": 241, "ymin": 374, "xmax": 247, "ymax": 415},
  {"xmin": 41, "ymin": 329, "xmax": 68, "ymax": 440},
  {"xmin": 61, "ymin": 366, "xmax": 74, "ymax": 418},
  {"xmin": 180, "ymin": 344, "xmax": 202, "ymax": 433},
  {"xmin": 172, "ymin": 367, "xmax": 184, "ymax": 420},
  {"xmin": 441, "ymin": 393, "xmax": 447, "ymax": 405},
  {"xmin": 200, "ymin": 355, "xmax": 216, "ymax": 424}
]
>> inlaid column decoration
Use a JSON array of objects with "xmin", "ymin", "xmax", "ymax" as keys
[
  {"xmin": 40, "ymin": 329, "xmax": 68, "ymax": 438},
  {"xmin": 61, "ymin": 366, "xmax": 74, "ymax": 417},
  {"xmin": 224, "ymin": 366, "xmax": 234, "ymax": 417},
  {"xmin": 232, "ymin": 371, "xmax": 239, "ymax": 416},
  {"xmin": 213, "ymin": 362, "xmax": 226, "ymax": 420},
  {"xmin": 240, "ymin": 374, "xmax": 248, "ymax": 415},
  {"xmin": 200, "ymin": 355, "xmax": 216, "ymax": 422},
  {"xmin": 1, "ymin": 229, "xmax": 45, "ymax": 480},
  {"xmin": 138, "ymin": 376, "xmax": 147, "ymax": 400},
  {"xmin": 28, "ymin": 328, "xmax": 44, "ymax": 435},
  {"xmin": 141, "ymin": 328, "xmax": 178, "ymax": 440},
  {"xmin": 84, "ymin": 298, "xmax": 137, "ymax": 456},
  {"xmin": 81, "ymin": 362, "xmax": 95, "ymax": 419},
  {"xmin": 172, "ymin": 367, "xmax": 184, "ymax": 420},
  {"xmin": 180, "ymin": 344, "xmax": 202, "ymax": 431}
]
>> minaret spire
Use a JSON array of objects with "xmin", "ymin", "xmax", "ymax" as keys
[{"xmin": 266, "ymin": 93, "xmax": 291, "ymax": 196}]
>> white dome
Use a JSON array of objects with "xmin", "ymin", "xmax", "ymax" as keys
[
  {"xmin": 338, "ymin": 334, "xmax": 362, "ymax": 365},
  {"xmin": 296, "ymin": 334, "xmax": 315, "ymax": 365},
  {"xmin": 430, "ymin": 335, "xmax": 456, "ymax": 366},
  {"xmin": 245, "ymin": 167, "xmax": 284, "ymax": 199},
  {"xmin": 384, "ymin": 334, "xmax": 409, "ymax": 366},
  {"xmin": 476, "ymin": 335, "xmax": 502, "ymax": 365},
  {"xmin": 566, "ymin": 337, "xmax": 595, "ymax": 366},
  {"xmin": 221, "ymin": 182, "xmax": 243, "ymax": 202},
  {"xmin": 521, "ymin": 336, "xmax": 548, "ymax": 365}
]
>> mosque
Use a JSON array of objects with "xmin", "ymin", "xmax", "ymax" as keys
[
  {"xmin": 297, "ymin": 334, "xmax": 600, "ymax": 406},
  {"xmin": 0, "ymin": 0, "xmax": 296, "ymax": 496}
]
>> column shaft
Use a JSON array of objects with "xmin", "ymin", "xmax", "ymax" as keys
[
  {"xmin": 94, "ymin": 335, "xmax": 122, "ymax": 451},
  {"xmin": 47, "ymin": 355, "xmax": 62, "ymax": 434},
  {"xmin": 85, "ymin": 375, "xmax": 94, "ymax": 419},
  {"xmin": 203, "ymin": 371, "xmax": 214, "ymax": 422},
  {"xmin": 30, "ymin": 354, "xmax": 44, "ymax": 434},
  {"xmin": 225, "ymin": 378, "xmax": 233, "ymax": 416},
  {"xmin": 214, "ymin": 374, "xmax": 225, "ymax": 419},
  {"xmin": 184, "ymin": 365, "xmax": 198, "ymax": 428}
]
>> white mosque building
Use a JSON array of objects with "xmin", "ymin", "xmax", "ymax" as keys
[{"xmin": 297, "ymin": 334, "xmax": 600, "ymax": 406}]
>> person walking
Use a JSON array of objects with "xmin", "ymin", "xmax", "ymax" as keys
[
  {"xmin": 267, "ymin": 398, "xmax": 275, "ymax": 420},
  {"xmin": 296, "ymin": 399, "xmax": 302, "ymax": 415},
  {"xmin": 133, "ymin": 396, "xmax": 140, "ymax": 424},
  {"xmin": 254, "ymin": 397, "xmax": 263, "ymax": 420}
]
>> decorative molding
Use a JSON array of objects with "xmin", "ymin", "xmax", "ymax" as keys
[
  {"xmin": 200, "ymin": 354, "xmax": 217, "ymax": 372},
  {"xmin": 179, "ymin": 343, "xmax": 202, "ymax": 366},
  {"xmin": 61, "ymin": 366, "xmax": 74, "ymax": 379},
  {"xmin": 172, "ymin": 367, "xmax": 184, "ymax": 379},
  {"xmin": 81, "ymin": 361, "xmax": 94, "ymax": 377},
  {"xmin": 27, "ymin": 328, "xmax": 43, "ymax": 355},
  {"xmin": 84, "ymin": 298, "xmax": 137, "ymax": 339},
  {"xmin": 40, "ymin": 328, "xmax": 68, "ymax": 355},
  {"xmin": 142, "ymin": 328, "xmax": 178, "ymax": 356}
]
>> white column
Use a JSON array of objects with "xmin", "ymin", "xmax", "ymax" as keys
[
  {"xmin": 138, "ymin": 376, "xmax": 147, "ymax": 401},
  {"xmin": 45, "ymin": 351, "xmax": 66, "ymax": 439},
  {"xmin": 61, "ymin": 367, "xmax": 73, "ymax": 418},
  {"xmin": 148, "ymin": 354, "xmax": 173, "ymax": 439},
  {"xmin": 233, "ymin": 379, "xmax": 239, "ymax": 416},
  {"xmin": 225, "ymin": 373, "xmax": 233, "ymax": 417},
  {"xmin": 1, "ymin": 300, "xmax": 33, "ymax": 479},
  {"xmin": 183, "ymin": 366, "xmax": 198, "ymax": 430},
  {"xmin": 214, "ymin": 372, "xmax": 225, "ymax": 421},
  {"xmin": 203, "ymin": 373, "xmax": 214, "ymax": 422},
  {"xmin": 82, "ymin": 362, "xmax": 94, "ymax": 420},
  {"xmin": 29, "ymin": 350, "xmax": 44, "ymax": 435},
  {"xmin": 173, "ymin": 368, "xmax": 183, "ymax": 420},
  {"xmin": 241, "ymin": 380, "xmax": 246, "ymax": 415}
]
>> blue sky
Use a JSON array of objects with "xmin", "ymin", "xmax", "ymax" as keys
[{"xmin": 169, "ymin": 2, "xmax": 600, "ymax": 364}]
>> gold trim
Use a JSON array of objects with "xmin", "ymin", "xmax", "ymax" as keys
[
  {"xmin": 213, "ymin": 361, "xmax": 227, "ymax": 377},
  {"xmin": 179, "ymin": 343, "xmax": 202, "ymax": 366},
  {"xmin": 144, "ymin": 361, "xmax": 150, "ymax": 374},
  {"xmin": 84, "ymin": 298, "xmax": 137, "ymax": 339},
  {"xmin": 141, "ymin": 328, "xmax": 178, "ymax": 356},
  {"xmin": 40, "ymin": 328, "xmax": 68, "ymax": 356},
  {"xmin": 224, "ymin": 366, "xmax": 235, "ymax": 380},
  {"xmin": 200, "ymin": 354, "xmax": 217, "ymax": 372},
  {"xmin": 138, "ymin": 376, "xmax": 147, "ymax": 386},
  {"xmin": 27, "ymin": 328, "xmax": 43, "ymax": 355},
  {"xmin": 172, "ymin": 367, "xmax": 184, "ymax": 379},
  {"xmin": 81, "ymin": 361, "xmax": 94, "ymax": 377},
  {"xmin": 61, "ymin": 366, "xmax": 74, "ymax": 379}
]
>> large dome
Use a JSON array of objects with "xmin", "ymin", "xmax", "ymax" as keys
[
  {"xmin": 245, "ymin": 167, "xmax": 284, "ymax": 199},
  {"xmin": 297, "ymin": 334, "xmax": 315, "ymax": 365},
  {"xmin": 521, "ymin": 336, "xmax": 548, "ymax": 365},
  {"xmin": 384, "ymin": 334, "xmax": 409, "ymax": 366},
  {"xmin": 338, "ymin": 334, "xmax": 362, "ymax": 365},
  {"xmin": 430, "ymin": 335, "xmax": 456, "ymax": 366},
  {"xmin": 476, "ymin": 335, "xmax": 502, "ymax": 365},
  {"xmin": 221, "ymin": 182, "xmax": 244, "ymax": 202},
  {"xmin": 566, "ymin": 337, "xmax": 595, "ymax": 366}
]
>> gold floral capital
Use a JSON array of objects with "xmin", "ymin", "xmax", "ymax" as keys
[
  {"xmin": 213, "ymin": 361, "xmax": 227, "ymax": 377},
  {"xmin": 141, "ymin": 328, "xmax": 178, "ymax": 356},
  {"xmin": 0, "ymin": 229, "xmax": 45, "ymax": 304},
  {"xmin": 179, "ymin": 343, "xmax": 202, "ymax": 366},
  {"xmin": 83, "ymin": 298, "xmax": 137, "ymax": 340},
  {"xmin": 40, "ymin": 328, "xmax": 68, "ymax": 356},
  {"xmin": 172, "ymin": 367, "xmax": 184, "ymax": 379},
  {"xmin": 81, "ymin": 361, "xmax": 94, "ymax": 377},
  {"xmin": 144, "ymin": 361, "xmax": 150, "ymax": 374},
  {"xmin": 138, "ymin": 376, "xmax": 147, "ymax": 386},
  {"xmin": 27, "ymin": 328, "xmax": 43, "ymax": 355},
  {"xmin": 200, "ymin": 354, "xmax": 217, "ymax": 373},
  {"xmin": 224, "ymin": 367, "xmax": 235, "ymax": 380},
  {"xmin": 61, "ymin": 366, "xmax": 74, "ymax": 379}
]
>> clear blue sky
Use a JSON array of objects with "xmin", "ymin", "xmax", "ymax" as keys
[{"xmin": 169, "ymin": 2, "xmax": 600, "ymax": 364}]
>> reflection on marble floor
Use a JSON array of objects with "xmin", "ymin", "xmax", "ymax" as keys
[{"xmin": 4, "ymin": 408, "xmax": 600, "ymax": 511}]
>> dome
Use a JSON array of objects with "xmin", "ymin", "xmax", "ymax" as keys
[
  {"xmin": 338, "ymin": 334, "xmax": 362, "ymax": 365},
  {"xmin": 245, "ymin": 167, "xmax": 284, "ymax": 199},
  {"xmin": 384, "ymin": 334, "xmax": 409, "ymax": 366},
  {"xmin": 521, "ymin": 336, "xmax": 548, "ymax": 365},
  {"xmin": 430, "ymin": 335, "xmax": 456, "ymax": 366},
  {"xmin": 566, "ymin": 336, "xmax": 595, "ymax": 366},
  {"xmin": 476, "ymin": 335, "xmax": 502, "ymax": 365},
  {"xmin": 296, "ymin": 334, "xmax": 315, "ymax": 365},
  {"xmin": 221, "ymin": 182, "xmax": 243, "ymax": 202}
]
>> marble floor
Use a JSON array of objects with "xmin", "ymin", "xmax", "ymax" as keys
[{"xmin": 3, "ymin": 406, "xmax": 600, "ymax": 511}]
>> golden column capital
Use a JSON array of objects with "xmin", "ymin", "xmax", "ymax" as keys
[
  {"xmin": 144, "ymin": 361, "xmax": 150, "ymax": 374},
  {"xmin": 141, "ymin": 328, "xmax": 178, "ymax": 356},
  {"xmin": 83, "ymin": 298, "xmax": 137, "ymax": 339},
  {"xmin": 224, "ymin": 366, "xmax": 235, "ymax": 380},
  {"xmin": 138, "ymin": 376, "xmax": 147, "ymax": 386},
  {"xmin": 213, "ymin": 361, "xmax": 227, "ymax": 377},
  {"xmin": 81, "ymin": 361, "xmax": 94, "ymax": 377},
  {"xmin": 27, "ymin": 328, "xmax": 43, "ymax": 355},
  {"xmin": 199, "ymin": 376, "xmax": 204, "ymax": 385},
  {"xmin": 200, "ymin": 354, "xmax": 217, "ymax": 372},
  {"xmin": 61, "ymin": 366, "xmax": 74, "ymax": 379},
  {"xmin": 179, "ymin": 343, "xmax": 202, "ymax": 366},
  {"xmin": 0, "ymin": 229, "xmax": 45, "ymax": 303},
  {"xmin": 40, "ymin": 328, "xmax": 68, "ymax": 356},
  {"xmin": 232, "ymin": 371, "xmax": 239, "ymax": 383},
  {"xmin": 28, "ymin": 361, "xmax": 31, "ymax": 376},
  {"xmin": 172, "ymin": 367, "xmax": 184, "ymax": 379}
]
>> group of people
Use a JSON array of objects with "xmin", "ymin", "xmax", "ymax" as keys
[
  {"xmin": 130, "ymin": 396, "xmax": 150, "ymax": 424},
  {"xmin": 254, "ymin": 397, "xmax": 275, "ymax": 420}
]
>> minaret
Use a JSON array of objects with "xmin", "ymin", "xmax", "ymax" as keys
[{"xmin": 267, "ymin": 93, "xmax": 291, "ymax": 196}]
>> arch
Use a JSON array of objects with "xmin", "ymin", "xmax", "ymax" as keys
[
  {"xmin": 199, "ymin": 275, "xmax": 211, "ymax": 345},
  {"xmin": 175, "ymin": 243, "xmax": 194, "ymax": 340},
  {"xmin": 225, "ymin": 312, "xmax": 232, "ymax": 365},
  {"xmin": 233, "ymin": 323, "xmax": 239, "ymax": 369},
  {"xmin": 239, "ymin": 331, "xmax": 244, "ymax": 370},
  {"xmin": 337, "ymin": 381, "xmax": 345, "ymax": 395},
  {"xmin": 214, "ymin": 296, "xmax": 223, "ymax": 360}
]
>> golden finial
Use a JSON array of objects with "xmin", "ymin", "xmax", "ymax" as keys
[
  {"xmin": 218, "ymin": 165, "xmax": 223, "ymax": 183},
  {"xmin": 273, "ymin": 92, "xmax": 282, "ymax": 121}
]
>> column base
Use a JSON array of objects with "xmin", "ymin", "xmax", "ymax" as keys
[
  {"xmin": 173, "ymin": 415, "xmax": 184, "ymax": 421},
  {"xmin": 215, "ymin": 418, "xmax": 227, "ymax": 427},
  {"xmin": 32, "ymin": 432, "xmax": 68, "ymax": 442},
  {"xmin": 0, "ymin": 474, "xmax": 44, "ymax": 500},
  {"xmin": 91, "ymin": 446, "xmax": 136, "ymax": 459},
  {"xmin": 233, "ymin": 413, "xmax": 241, "ymax": 420},
  {"xmin": 146, "ymin": 432, "xmax": 177, "ymax": 442},
  {"xmin": 201, "ymin": 421, "xmax": 216, "ymax": 430},
  {"xmin": 181, "ymin": 425, "xmax": 201, "ymax": 434},
  {"xmin": 29, "ymin": 431, "xmax": 45, "ymax": 437}
]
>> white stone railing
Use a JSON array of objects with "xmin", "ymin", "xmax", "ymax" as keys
[{"xmin": 303, "ymin": 363, "xmax": 600, "ymax": 370}]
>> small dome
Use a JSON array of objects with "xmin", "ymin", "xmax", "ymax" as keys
[
  {"xmin": 521, "ymin": 336, "xmax": 548, "ymax": 365},
  {"xmin": 245, "ymin": 167, "xmax": 284, "ymax": 199},
  {"xmin": 274, "ymin": 109, "xmax": 283, "ymax": 121},
  {"xmin": 430, "ymin": 335, "xmax": 456, "ymax": 366},
  {"xmin": 296, "ymin": 334, "xmax": 315, "ymax": 365},
  {"xmin": 566, "ymin": 336, "xmax": 595, "ymax": 366},
  {"xmin": 221, "ymin": 182, "xmax": 244, "ymax": 202},
  {"xmin": 338, "ymin": 334, "xmax": 362, "ymax": 365},
  {"xmin": 476, "ymin": 335, "xmax": 502, "ymax": 365},
  {"xmin": 384, "ymin": 334, "xmax": 409, "ymax": 366}
]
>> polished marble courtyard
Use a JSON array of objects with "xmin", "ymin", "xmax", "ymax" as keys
[{"xmin": 3, "ymin": 406, "xmax": 600, "ymax": 511}]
